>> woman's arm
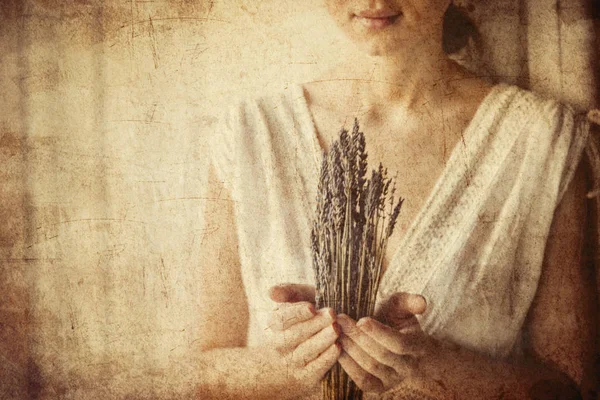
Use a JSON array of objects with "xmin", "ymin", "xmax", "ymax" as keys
[
  {"xmin": 198, "ymin": 164, "xmax": 248, "ymax": 352},
  {"xmin": 334, "ymin": 161, "xmax": 595, "ymax": 399},
  {"xmin": 197, "ymin": 163, "xmax": 256, "ymax": 398},
  {"xmin": 197, "ymin": 164, "xmax": 341, "ymax": 399},
  {"xmin": 523, "ymin": 158, "xmax": 596, "ymax": 396},
  {"xmin": 450, "ymin": 159, "xmax": 595, "ymax": 399}
]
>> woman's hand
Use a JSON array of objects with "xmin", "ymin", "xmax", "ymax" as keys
[
  {"xmin": 336, "ymin": 293, "xmax": 441, "ymax": 395},
  {"xmin": 262, "ymin": 284, "xmax": 342, "ymax": 399}
]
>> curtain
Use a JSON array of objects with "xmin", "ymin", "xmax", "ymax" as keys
[{"xmin": 0, "ymin": 0, "xmax": 597, "ymax": 398}]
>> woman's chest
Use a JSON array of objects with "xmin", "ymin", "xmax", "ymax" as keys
[{"xmin": 308, "ymin": 107, "xmax": 470, "ymax": 269}]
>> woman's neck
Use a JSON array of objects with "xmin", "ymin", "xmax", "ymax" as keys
[{"xmin": 343, "ymin": 45, "xmax": 463, "ymax": 111}]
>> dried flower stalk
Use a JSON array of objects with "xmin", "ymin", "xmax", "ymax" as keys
[{"xmin": 311, "ymin": 118, "xmax": 404, "ymax": 400}]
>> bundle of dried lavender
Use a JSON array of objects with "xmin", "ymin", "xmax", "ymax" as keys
[{"xmin": 311, "ymin": 118, "xmax": 404, "ymax": 400}]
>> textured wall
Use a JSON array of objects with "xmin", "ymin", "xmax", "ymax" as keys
[
  {"xmin": 0, "ymin": 0, "xmax": 598, "ymax": 398},
  {"xmin": 0, "ymin": 0, "xmax": 339, "ymax": 397}
]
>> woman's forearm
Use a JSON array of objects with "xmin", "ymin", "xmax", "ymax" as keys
[
  {"xmin": 415, "ymin": 342, "xmax": 581, "ymax": 400},
  {"xmin": 198, "ymin": 345, "xmax": 580, "ymax": 400},
  {"xmin": 198, "ymin": 347, "xmax": 279, "ymax": 400},
  {"xmin": 198, "ymin": 346, "xmax": 323, "ymax": 400}
]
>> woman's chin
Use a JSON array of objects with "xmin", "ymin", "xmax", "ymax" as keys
[
  {"xmin": 354, "ymin": 41, "xmax": 401, "ymax": 58},
  {"xmin": 344, "ymin": 30, "xmax": 410, "ymax": 57}
]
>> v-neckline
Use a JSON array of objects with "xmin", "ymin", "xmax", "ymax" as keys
[{"xmin": 291, "ymin": 81, "xmax": 507, "ymax": 287}]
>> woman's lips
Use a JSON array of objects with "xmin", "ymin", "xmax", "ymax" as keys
[{"xmin": 354, "ymin": 13, "xmax": 401, "ymax": 30}]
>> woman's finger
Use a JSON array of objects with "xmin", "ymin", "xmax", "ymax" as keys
[
  {"xmin": 268, "ymin": 301, "xmax": 316, "ymax": 331},
  {"xmin": 375, "ymin": 293, "xmax": 426, "ymax": 330},
  {"xmin": 338, "ymin": 351, "xmax": 385, "ymax": 393},
  {"xmin": 337, "ymin": 316, "xmax": 413, "ymax": 376},
  {"xmin": 269, "ymin": 284, "xmax": 317, "ymax": 303},
  {"xmin": 337, "ymin": 315, "xmax": 397, "ymax": 367},
  {"xmin": 394, "ymin": 293, "xmax": 427, "ymax": 315},
  {"xmin": 394, "ymin": 316, "xmax": 421, "ymax": 331},
  {"xmin": 273, "ymin": 308, "xmax": 335, "ymax": 352},
  {"xmin": 337, "ymin": 315, "xmax": 399, "ymax": 385},
  {"xmin": 291, "ymin": 323, "xmax": 339, "ymax": 366},
  {"xmin": 358, "ymin": 317, "xmax": 427, "ymax": 357},
  {"xmin": 303, "ymin": 342, "xmax": 342, "ymax": 383},
  {"xmin": 338, "ymin": 333, "xmax": 398, "ymax": 387}
]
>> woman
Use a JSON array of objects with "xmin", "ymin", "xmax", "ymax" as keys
[{"xmin": 199, "ymin": 0, "xmax": 596, "ymax": 399}]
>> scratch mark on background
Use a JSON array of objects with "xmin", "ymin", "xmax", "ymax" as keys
[
  {"xmin": 145, "ymin": 103, "xmax": 158, "ymax": 123},
  {"xmin": 206, "ymin": 0, "xmax": 215, "ymax": 17},
  {"xmin": 43, "ymin": 218, "xmax": 148, "ymax": 227},
  {"xmin": 142, "ymin": 264, "xmax": 146, "ymax": 296},
  {"xmin": 148, "ymin": 16, "xmax": 160, "ymax": 69},
  {"xmin": 3, "ymin": 258, "xmax": 61, "ymax": 263},
  {"xmin": 128, "ymin": 0, "xmax": 136, "ymax": 78},
  {"xmin": 159, "ymin": 257, "xmax": 170, "ymax": 307},
  {"xmin": 116, "ymin": 16, "xmax": 231, "ymax": 34},
  {"xmin": 110, "ymin": 118, "xmax": 170, "ymax": 125},
  {"xmin": 188, "ymin": 43, "xmax": 209, "ymax": 63},
  {"xmin": 200, "ymin": 226, "xmax": 219, "ymax": 246}
]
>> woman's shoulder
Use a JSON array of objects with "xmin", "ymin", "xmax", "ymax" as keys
[
  {"xmin": 212, "ymin": 84, "xmax": 315, "ymax": 157},
  {"xmin": 471, "ymin": 82, "xmax": 595, "ymax": 165},
  {"xmin": 211, "ymin": 85, "xmax": 311, "ymax": 152},
  {"xmin": 492, "ymin": 83, "xmax": 588, "ymax": 127},
  {"xmin": 220, "ymin": 84, "xmax": 305, "ymax": 122},
  {"xmin": 208, "ymin": 85, "xmax": 310, "ymax": 188},
  {"xmin": 500, "ymin": 84, "xmax": 595, "ymax": 199}
]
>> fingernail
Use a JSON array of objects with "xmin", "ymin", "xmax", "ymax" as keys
[
  {"xmin": 413, "ymin": 295, "xmax": 427, "ymax": 311},
  {"xmin": 356, "ymin": 317, "xmax": 370, "ymax": 329}
]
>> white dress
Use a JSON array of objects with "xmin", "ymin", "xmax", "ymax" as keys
[{"xmin": 208, "ymin": 82, "xmax": 591, "ymax": 361}]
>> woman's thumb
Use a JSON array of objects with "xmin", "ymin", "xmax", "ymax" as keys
[
  {"xmin": 392, "ymin": 293, "xmax": 427, "ymax": 316},
  {"xmin": 376, "ymin": 292, "xmax": 427, "ymax": 324}
]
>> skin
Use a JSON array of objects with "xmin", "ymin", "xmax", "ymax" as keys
[{"xmin": 198, "ymin": 1, "xmax": 596, "ymax": 398}]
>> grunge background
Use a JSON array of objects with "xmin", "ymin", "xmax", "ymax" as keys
[{"xmin": 0, "ymin": 0, "xmax": 598, "ymax": 398}]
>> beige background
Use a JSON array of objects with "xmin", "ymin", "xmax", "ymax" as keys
[
  {"xmin": 1, "ymin": 0, "xmax": 598, "ymax": 398},
  {"xmin": 1, "ymin": 1, "xmax": 351, "ymax": 397}
]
